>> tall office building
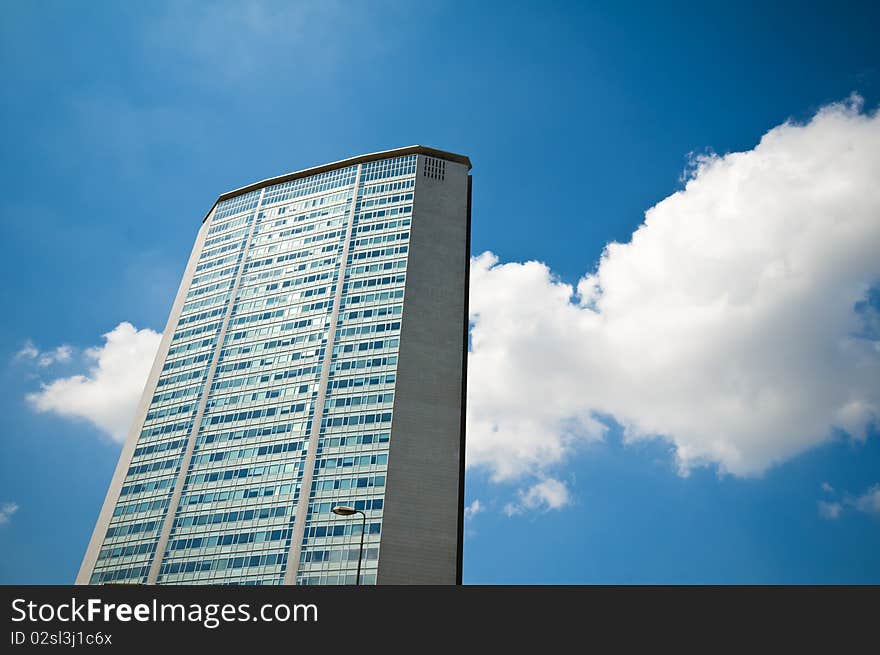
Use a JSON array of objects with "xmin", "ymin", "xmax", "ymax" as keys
[{"xmin": 77, "ymin": 146, "xmax": 471, "ymax": 586}]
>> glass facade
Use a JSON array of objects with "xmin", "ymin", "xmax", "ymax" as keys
[{"xmin": 88, "ymin": 153, "xmax": 423, "ymax": 585}]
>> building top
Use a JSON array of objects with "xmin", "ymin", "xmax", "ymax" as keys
[{"xmin": 202, "ymin": 145, "xmax": 471, "ymax": 223}]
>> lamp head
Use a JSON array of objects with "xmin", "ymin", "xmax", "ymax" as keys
[{"xmin": 332, "ymin": 505, "xmax": 357, "ymax": 516}]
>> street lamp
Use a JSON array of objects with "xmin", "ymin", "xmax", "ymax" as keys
[{"xmin": 331, "ymin": 505, "xmax": 367, "ymax": 585}]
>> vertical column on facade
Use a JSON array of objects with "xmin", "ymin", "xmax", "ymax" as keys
[
  {"xmin": 146, "ymin": 188, "xmax": 266, "ymax": 584},
  {"xmin": 283, "ymin": 164, "xmax": 363, "ymax": 585},
  {"xmin": 375, "ymin": 155, "xmax": 468, "ymax": 584}
]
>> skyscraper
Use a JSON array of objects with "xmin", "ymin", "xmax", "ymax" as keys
[{"xmin": 77, "ymin": 146, "xmax": 471, "ymax": 586}]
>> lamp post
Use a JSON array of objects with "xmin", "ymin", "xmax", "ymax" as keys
[{"xmin": 331, "ymin": 505, "xmax": 367, "ymax": 585}]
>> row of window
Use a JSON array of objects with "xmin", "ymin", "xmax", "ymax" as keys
[
  {"xmin": 150, "ymin": 384, "xmax": 202, "ymax": 408},
  {"xmin": 105, "ymin": 518, "xmax": 162, "ymax": 539},
  {"xmin": 197, "ymin": 421, "xmax": 300, "ymax": 447},
  {"xmin": 313, "ymin": 475, "xmax": 385, "ymax": 491},
  {"xmin": 335, "ymin": 320, "xmax": 401, "ymax": 340},
  {"xmin": 350, "ymin": 244, "xmax": 409, "ymax": 262},
  {"xmin": 158, "ymin": 551, "xmax": 289, "ymax": 577},
  {"xmin": 317, "ymin": 432, "xmax": 390, "ymax": 450},
  {"xmin": 202, "ymin": 402, "xmax": 309, "ymax": 427},
  {"xmin": 200, "ymin": 238, "xmax": 245, "ymax": 263},
  {"xmin": 300, "ymin": 547, "xmax": 379, "ymax": 564},
  {"xmin": 184, "ymin": 278, "xmax": 234, "ymax": 303},
  {"xmin": 180, "ymin": 482, "xmax": 296, "ymax": 507},
  {"xmin": 214, "ymin": 191, "xmax": 260, "ymax": 221},
  {"xmin": 360, "ymin": 154, "xmax": 417, "ymax": 182},
  {"xmin": 340, "ymin": 304, "xmax": 402, "ymax": 324},
  {"xmin": 180, "ymin": 290, "xmax": 231, "ymax": 315},
  {"xmin": 185, "ymin": 461, "xmax": 299, "ymax": 486},
  {"xmin": 203, "ymin": 225, "xmax": 248, "ymax": 250},
  {"xmin": 239, "ymin": 255, "xmax": 337, "ymax": 287},
  {"xmin": 261, "ymin": 189, "xmax": 352, "ymax": 224},
  {"xmin": 173, "ymin": 504, "xmax": 289, "ymax": 529},
  {"xmin": 169, "ymin": 528, "xmax": 291, "ymax": 552},
  {"xmin": 359, "ymin": 177, "xmax": 414, "ymax": 197},
  {"xmin": 91, "ymin": 565, "xmax": 150, "ymax": 585},
  {"xmin": 353, "ymin": 217, "xmax": 410, "ymax": 235},
  {"xmin": 144, "ymin": 399, "xmax": 196, "ymax": 422},
  {"xmin": 317, "ymin": 453, "xmax": 388, "ymax": 470},
  {"xmin": 225, "ymin": 319, "xmax": 324, "ymax": 347},
  {"xmin": 238, "ymin": 270, "xmax": 334, "ymax": 300},
  {"xmin": 139, "ymin": 419, "xmax": 194, "ymax": 442},
  {"xmin": 252, "ymin": 215, "xmax": 346, "ymax": 248},
  {"xmin": 220, "ymin": 338, "xmax": 322, "ymax": 362},
  {"xmin": 357, "ymin": 192, "xmax": 414, "ymax": 210},
  {"xmin": 244, "ymin": 243, "xmax": 339, "ymax": 273},
  {"xmin": 260, "ymin": 166, "xmax": 357, "ymax": 207},
  {"xmin": 171, "ymin": 319, "xmax": 224, "ymax": 345},
  {"xmin": 98, "ymin": 540, "xmax": 156, "ymax": 561},
  {"xmin": 127, "ymin": 456, "xmax": 181, "ymax": 478},
  {"xmin": 190, "ymin": 263, "xmax": 238, "ymax": 290},
  {"xmin": 194, "ymin": 251, "xmax": 241, "ymax": 274},
  {"xmin": 232, "ymin": 286, "xmax": 329, "ymax": 315},
  {"xmin": 190, "ymin": 440, "xmax": 304, "ymax": 466},
  {"xmin": 205, "ymin": 384, "xmax": 310, "ymax": 411}
]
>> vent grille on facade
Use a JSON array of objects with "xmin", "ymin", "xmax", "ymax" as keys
[{"xmin": 423, "ymin": 156, "xmax": 446, "ymax": 181}]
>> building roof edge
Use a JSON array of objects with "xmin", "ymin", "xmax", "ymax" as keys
[{"xmin": 201, "ymin": 145, "xmax": 471, "ymax": 223}]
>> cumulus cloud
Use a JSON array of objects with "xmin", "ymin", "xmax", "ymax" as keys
[
  {"xmin": 468, "ymin": 96, "xmax": 880, "ymax": 488},
  {"xmin": 26, "ymin": 322, "xmax": 162, "ymax": 442},
  {"xmin": 15, "ymin": 341, "xmax": 72, "ymax": 367},
  {"xmin": 0, "ymin": 502, "xmax": 19, "ymax": 525},
  {"xmin": 15, "ymin": 341, "xmax": 39, "ymax": 360},
  {"xmin": 464, "ymin": 499, "xmax": 483, "ymax": 520},
  {"xmin": 818, "ymin": 482, "xmax": 880, "ymax": 519},
  {"xmin": 853, "ymin": 484, "xmax": 880, "ymax": 515},
  {"xmin": 503, "ymin": 478, "xmax": 571, "ymax": 516},
  {"xmin": 39, "ymin": 345, "xmax": 72, "ymax": 367},
  {"xmin": 818, "ymin": 500, "xmax": 843, "ymax": 520}
]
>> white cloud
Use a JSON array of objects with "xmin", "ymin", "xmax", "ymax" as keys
[
  {"xmin": 15, "ymin": 341, "xmax": 71, "ymax": 367},
  {"xmin": 504, "ymin": 478, "xmax": 571, "ymax": 516},
  {"xmin": 26, "ymin": 322, "xmax": 162, "ymax": 442},
  {"xmin": 15, "ymin": 341, "xmax": 39, "ymax": 360},
  {"xmin": 0, "ymin": 502, "xmax": 19, "ymax": 525},
  {"xmin": 468, "ymin": 96, "xmax": 880, "ymax": 487},
  {"xmin": 38, "ymin": 345, "xmax": 72, "ymax": 367},
  {"xmin": 853, "ymin": 484, "xmax": 880, "ymax": 515},
  {"xmin": 464, "ymin": 499, "xmax": 483, "ymax": 520},
  {"xmin": 818, "ymin": 500, "xmax": 843, "ymax": 520},
  {"xmin": 821, "ymin": 482, "xmax": 835, "ymax": 494},
  {"xmin": 818, "ymin": 482, "xmax": 880, "ymax": 519}
]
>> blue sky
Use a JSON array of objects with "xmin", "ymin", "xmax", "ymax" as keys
[{"xmin": 1, "ymin": 1, "xmax": 879, "ymax": 584}]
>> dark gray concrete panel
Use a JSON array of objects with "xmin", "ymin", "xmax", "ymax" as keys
[{"xmin": 376, "ymin": 156, "xmax": 470, "ymax": 584}]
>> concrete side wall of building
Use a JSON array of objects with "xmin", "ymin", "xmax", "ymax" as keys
[
  {"xmin": 76, "ymin": 217, "xmax": 212, "ymax": 584},
  {"xmin": 376, "ymin": 156, "xmax": 469, "ymax": 584}
]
